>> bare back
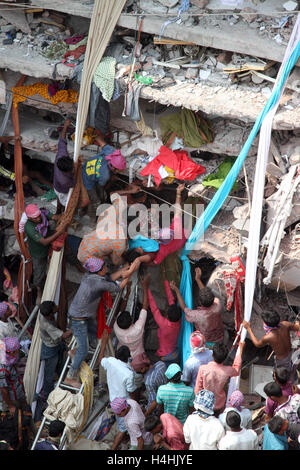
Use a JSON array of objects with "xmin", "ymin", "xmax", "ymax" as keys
[{"xmin": 264, "ymin": 322, "xmax": 292, "ymax": 360}]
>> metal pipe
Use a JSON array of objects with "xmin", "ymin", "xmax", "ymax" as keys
[{"xmin": 17, "ymin": 305, "xmax": 39, "ymax": 341}]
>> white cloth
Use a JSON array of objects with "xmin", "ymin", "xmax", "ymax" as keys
[
  {"xmin": 218, "ymin": 428, "xmax": 259, "ymax": 450},
  {"xmin": 183, "ymin": 414, "xmax": 225, "ymax": 450},
  {"xmin": 0, "ymin": 319, "xmax": 16, "ymax": 339},
  {"xmin": 54, "ymin": 188, "xmax": 68, "ymax": 207},
  {"xmin": 101, "ymin": 357, "xmax": 137, "ymax": 401},
  {"xmin": 218, "ymin": 407, "xmax": 252, "ymax": 431}
]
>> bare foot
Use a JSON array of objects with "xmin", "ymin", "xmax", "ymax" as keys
[{"xmin": 63, "ymin": 377, "xmax": 81, "ymax": 389}]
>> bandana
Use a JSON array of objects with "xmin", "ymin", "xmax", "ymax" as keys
[
  {"xmin": 25, "ymin": 203, "xmax": 41, "ymax": 219},
  {"xmin": 35, "ymin": 209, "xmax": 50, "ymax": 238},
  {"xmin": 105, "ymin": 150, "xmax": 126, "ymax": 170},
  {"xmin": 110, "ymin": 397, "xmax": 128, "ymax": 415},
  {"xmin": 190, "ymin": 331, "xmax": 206, "ymax": 354},
  {"xmin": 193, "ymin": 390, "xmax": 215, "ymax": 418},
  {"xmin": 0, "ymin": 303, "xmax": 9, "ymax": 319},
  {"xmin": 4, "ymin": 337, "xmax": 20, "ymax": 366},
  {"xmin": 157, "ymin": 228, "xmax": 174, "ymax": 245},
  {"xmin": 263, "ymin": 322, "xmax": 280, "ymax": 335},
  {"xmin": 228, "ymin": 390, "xmax": 245, "ymax": 412},
  {"xmin": 83, "ymin": 257, "xmax": 104, "ymax": 273}
]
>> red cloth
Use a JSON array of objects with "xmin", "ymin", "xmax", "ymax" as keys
[
  {"xmin": 64, "ymin": 45, "xmax": 86, "ymax": 60},
  {"xmin": 97, "ymin": 292, "xmax": 113, "ymax": 339},
  {"xmin": 51, "ymin": 232, "xmax": 67, "ymax": 252},
  {"xmin": 140, "ymin": 145, "xmax": 205, "ymax": 186}
]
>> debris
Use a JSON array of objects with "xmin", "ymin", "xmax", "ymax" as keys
[{"xmin": 283, "ymin": 1, "xmax": 298, "ymax": 11}]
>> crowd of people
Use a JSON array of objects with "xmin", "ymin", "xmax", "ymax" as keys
[{"xmin": 0, "ymin": 122, "xmax": 300, "ymax": 451}]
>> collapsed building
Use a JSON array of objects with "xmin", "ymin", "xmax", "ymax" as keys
[{"xmin": 0, "ymin": 0, "xmax": 300, "ymax": 449}]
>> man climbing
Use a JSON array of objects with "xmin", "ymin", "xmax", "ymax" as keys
[{"xmin": 243, "ymin": 311, "xmax": 300, "ymax": 383}]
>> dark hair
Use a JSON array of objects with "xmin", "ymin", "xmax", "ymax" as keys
[
  {"xmin": 0, "ymin": 441, "xmax": 10, "ymax": 450},
  {"xmin": 122, "ymin": 250, "xmax": 141, "ymax": 265},
  {"xmin": 144, "ymin": 415, "xmax": 160, "ymax": 432},
  {"xmin": 39, "ymin": 301, "xmax": 55, "ymax": 317},
  {"xmin": 167, "ymin": 304, "xmax": 181, "ymax": 323},
  {"xmin": 268, "ymin": 416, "xmax": 284, "ymax": 435},
  {"xmin": 49, "ymin": 420, "xmax": 65, "ymax": 437},
  {"xmin": 263, "ymin": 382, "xmax": 282, "ymax": 398},
  {"xmin": 170, "ymin": 371, "xmax": 182, "ymax": 383},
  {"xmin": 261, "ymin": 311, "xmax": 280, "ymax": 328},
  {"xmin": 198, "ymin": 287, "xmax": 214, "ymax": 308},
  {"xmin": 116, "ymin": 345, "xmax": 131, "ymax": 363},
  {"xmin": 297, "ymin": 407, "xmax": 300, "ymax": 419},
  {"xmin": 226, "ymin": 410, "xmax": 241, "ymax": 429},
  {"xmin": 116, "ymin": 311, "xmax": 132, "ymax": 330},
  {"xmin": 57, "ymin": 156, "xmax": 74, "ymax": 173},
  {"xmin": 212, "ymin": 343, "xmax": 228, "ymax": 364},
  {"xmin": 274, "ymin": 367, "xmax": 289, "ymax": 386}
]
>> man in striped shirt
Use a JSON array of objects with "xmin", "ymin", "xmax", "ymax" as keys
[{"xmin": 156, "ymin": 363, "xmax": 194, "ymax": 424}]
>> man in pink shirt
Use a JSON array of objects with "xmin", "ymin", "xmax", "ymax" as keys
[
  {"xmin": 170, "ymin": 268, "xmax": 224, "ymax": 347},
  {"xmin": 195, "ymin": 341, "xmax": 245, "ymax": 414},
  {"xmin": 144, "ymin": 413, "xmax": 189, "ymax": 450},
  {"xmin": 114, "ymin": 276, "xmax": 149, "ymax": 360},
  {"xmin": 147, "ymin": 275, "xmax": 181, "ymax": 366}
]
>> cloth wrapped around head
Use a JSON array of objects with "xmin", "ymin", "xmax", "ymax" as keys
[
  {"xmin": 25, "ymin": 204, "xmax": 41, "ymax": 219},
  {"xmin": 110, "ymin": 397, "xmax": 128, "ymax": 415},
  {"xmin": 105, "ymin": 150, "xmax": 126, "ymax": 170},
  {"xmin": 131, "ymin": 352, "xmax": 151, "ymax": 372},
  {"xmin": 0, "ymin": 302, "xmax": 9, "ymax": 319},
  {"xmin": 228, "ymin": 390, "xmax": 245, "ymax": 412},
  {"xmin": 83, "ymin": 257, "xmax": 104, "ymax": 273},
  {"xmin": 190, "ymin": 331, "xmax": 206, "ymax": 354},
  {"xmin": 3, "ymin": 337, "xmax": 21, "ymax": 366},
  {"xmin": 194, "ymin": 390, "xmax": 215, "ymax": 418},
  {"xmin": 165, "ymin": 363, "xmax": 181, "ymax": 380}
]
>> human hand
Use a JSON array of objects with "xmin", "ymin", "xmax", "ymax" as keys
[
  {"xmin": 120, "ymin": 278, "xmax": 129, "ymax": 289},
  {"xmin": 169, "ymin": 281, "xmax": 178, "ymax": 292},
  {"xmin": 153, "ymin": 434, "xmax": 163, "ymax": 445},
  {"xmin": 242, "ymin": 320, "xmax": 250, "ymax": 330},
  {"xmin": 195, "ymin": 267, "xmax": 202, "ymax": 280},
  {"xmin": 176, "ymin": 183, "xmax": 185, "ymax": 193},
  {"xmin": 22, "ymin": 175, "xmax": 30, "ymax": 184},
  {"xmin": 239, "ymin": 341, "xmax": 245, "ymax": 355}
]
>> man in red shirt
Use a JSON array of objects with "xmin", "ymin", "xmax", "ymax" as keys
[
  {"xmin": 195, "ymin": 341, "xmax": 245, "ymax": 415},
  {"xmin": 144, "ymin": 413, "xmax": 188, "ymax": 450}
]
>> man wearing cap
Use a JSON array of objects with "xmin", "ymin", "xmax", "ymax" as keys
[
  {"xmin": 0, "ymin": 337, "xmax": 27, "ymax": 416},
  {"xmin": 218, "ymin": 390, "xmax": 252, "ymax": 430},
  {"xmin": 182, "ymin": 331, "xmax": 213, "ymax": 388},
  {"xmin": 155, "ymin": 363, "xmax": 194, "ymax": 425},
  {"xmin": 110, "ymin": 397, "xmax": 153, "ymax": 450},
  {"xmin": 0, "ymin": 303, "xmax": 16, "ymax": 339},
  {"xmin": 24, "ymin": 203, "xmax": 67, "ymax": 304},
  {"xmin": 64, "ymin": 257, "xmax": 128, "ymax": 388},
  {"xmin": 183, "ymin": 390, "xmax": 225, "ymax": 450}
]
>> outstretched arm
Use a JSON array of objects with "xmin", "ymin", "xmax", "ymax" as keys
[
  {"xmin": 169, "ymin": 281, "xmax": 186, "ymax": 311},
  {"xmin": 242, "ymin": 320, "xmax": 268, "ymax": 348},
  {"xmin": 195, "ymin": 267, "xmax": 205, "ymax": 289},
  {"xmin": 141, "ymin": 274, "xmax": 150, "ymax": 310}
]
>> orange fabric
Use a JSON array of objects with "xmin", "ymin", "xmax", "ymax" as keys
[{"xmin": 97, "ymin": 292, "xmax": 113, "ymax": 339}]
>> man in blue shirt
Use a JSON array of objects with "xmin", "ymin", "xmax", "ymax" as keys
[{"xmin": 263, "ymin": 416, "xmax": 288, "ymax": 450}]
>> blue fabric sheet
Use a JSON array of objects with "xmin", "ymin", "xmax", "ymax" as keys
[{"xmin": 178, "ymin": 41, "xmax": 300, "ymax": 366}]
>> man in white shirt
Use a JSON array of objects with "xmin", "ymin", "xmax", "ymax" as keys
[
  {"xmin": 218, "ymin": 410, "xmax": 259, "ymax": 450},
  {"xmin": 218, "ymin": 390, "xmax": 252, "ymax": 430},
  {"xmin": 183, "ymin": 390, "xmax": 225, "ymax": 450},
  {"xmin": 101, "ymin": 345, "xmax": 137, "ymax": 450}
]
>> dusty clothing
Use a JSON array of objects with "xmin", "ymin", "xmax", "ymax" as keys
[
  {"xmin": 114, "ymin": 309, "xmax": 147, "ymax": 359},
  {"xmin": 184, "ymin": 298, "xmax": 224, "ymax": 343},
  {"xmin": 148, "ymin": 282, "xmax": 181, "ymax": 357},
  {"xmin": 195, "ymin": 355, "xmax": 242, "ymax": 411},
  {"xmin": 25, "ymin": 213, "xmax": 53, "ymax": 259},
  {"xmin": 39, "ymin": 314, "xmax": 63, "ymax": 348},
  {"xmin": 183, "ymin": 414, "xmax": 225, "ymax": 450},
  {"xmin": 68, "ymin": 273, "xmax": 120, "ymax": 320},
  {"xmin": 82, "ymin": 145, "xmax": 114, "ymax": 190},
  {"xmin": 160, "ymin": 413, "xmax": 189, "ymax": 450},
  {"xmin": 218, "ymin": 428, "xmax": 259, "ymax": 450},
  {"xmin": 123, "ymin": 399, "xmax": 153, "ymax": 448}
]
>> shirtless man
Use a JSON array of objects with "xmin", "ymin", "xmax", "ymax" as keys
[{"xmin": 243, "ymin": 310, "xmax": 300, "ymax": 383}]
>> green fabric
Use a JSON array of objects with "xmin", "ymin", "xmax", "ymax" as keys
[
  {"xmin": 202, "ymin": 157, "xmax": 238, "ymax": 190},
  {"xmin": 156, "ymin": 382, "xmax": 194, "ymax": 424},
  {"xmin": 41, "ymin": 189, "xmax": 57, "ymax": 201},
  {"xmin": 134, "ymin": 73, "xmax": 153, "ymax": 85},
  {"xmin": 159, "ymin": 108, "xmax": 214, "ymax": 148},
  {"xmin": 93, "ymin": 56, "xmax": 116, "ymax": 102},
  {"xmin": 41, "ymin": 40, "xmax": 68, "ymax": 60},
  {"xmin": 68, "ymin": 37, "xmax": 87, "ymax": 51},
  {"xmin": 24, "ymin": 213, "xmax": 53, "ymax": 259}
]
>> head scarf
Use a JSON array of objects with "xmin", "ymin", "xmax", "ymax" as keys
[
  {"xmin": 190, "ymin": 331, "xmax": 206, "ymax": 354},
  {"xmin": 263, "ymin": 322, "xmax": 280, "ymax": 335},
  {"xmin": 25, "ymin": 204, "xmax": 41, "ymax": 219},
  {"xmin": 165, "ymin": 363, "xmax": 181, "ymax": 380},
  {"xmin": 228, "ymin": 390, "xmax": 245, "ymax": 412},
  {"xmin": 83, "ymin": 257, "xmax": 105, "ymax": 273},
  {"xmin": 0, "ymin": 302, "xmax": 9, "ymax": 319},
  {"xmin": 3, "ymin": 337, "xmax": 21, "ymax": 366},
  {"xmin": 110, "ymin": 397, "xmax": 128, "ymax": 415},
  {"xmin": 105, "ymin": 150, "xmax": 126, "ymax": 170},
  {"xmin": 35, "ymin": 209, "xmax": 50, "ymax": 238},
  {"xmin": 193, "ymin": 390, "xmax": 215, "ymax": 418},
  {"xmin": 157, "ymin": 227, "xmax": 174, "ymax": 245},
  {"xmin": 131, "ymin": 352, "xmax": 151, "ymax": 372}
]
